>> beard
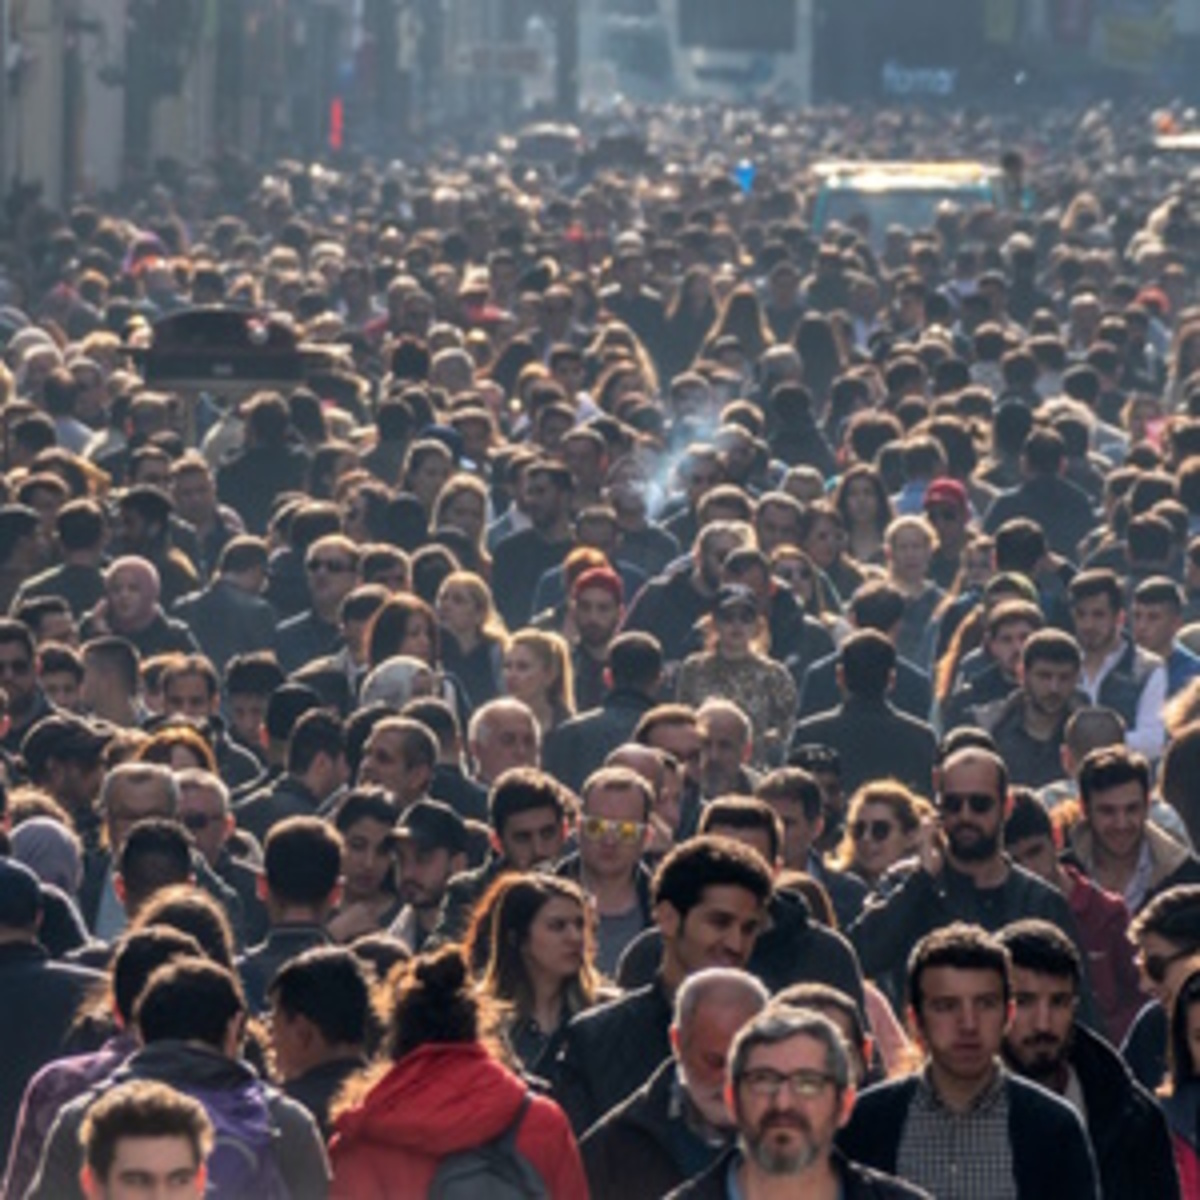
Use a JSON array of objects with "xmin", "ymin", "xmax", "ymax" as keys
[
  {"xmin": 948, "ymin": 825, "xmax": 1001, "ymax": 863},
  {"xmin": 743, "ymin": 1116, "xmax": 820, "ymax": 1176},
  {"xmin": 1004, "ymin": 1032, "xmax": 1069, "ymax": 1084}
]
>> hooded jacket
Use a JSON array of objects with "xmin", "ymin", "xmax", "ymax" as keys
[
  {"xmin": 1067, "ymin": 819, "xmax": 1200, "ymax": 912},
  {"xmin": 329, "ymin": 1042, "xmax": 585, "ymax": 1200}
]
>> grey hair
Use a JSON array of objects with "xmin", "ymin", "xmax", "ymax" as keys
[
  {"xmin": 674, "ymin": 967, "xmax": 770, "ymax": 1032},
  {"xmin": 728, "ymin": 1007, "xmax": 852, "ymax": 1092},
  {"xmin": 467, "ymin": 697, "xmax": 541, "ymax": 747},
  {"xmin": 100, "ymin": 762, "xmax": 180, "ymax": 816},
  {"xmin": 175, "ymin": 767, "xmax": 230, "ymax": 814}
]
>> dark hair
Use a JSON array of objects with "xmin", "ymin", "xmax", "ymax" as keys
[
  {"xmin": 1170, "ymin": 968, "xmax": 1200, "ymax": 1089},
  {"xmin": 488, "ymin": 767, "xmax": 569, "ymax": 836},
  {"xmin": 1069, "ymin": 568, "xmax": 1123, "ymax": 613},
  {"xmin": 384, "ymin": 946, "xmax": 488, "ymax": 1059},
  {"xmin": 840, "ymin": 629, "xmax": 895, "ymax": 698},
  {"xmin": 1003, "ymin": 788, "xmax": 1054, "ymax": 845},
  {"xmin": 1022, "ymin": 428, "xmax": 1066, "ymax": 474},
  {"xmin": 268, "ymin": 946, "xmax": 371, "ymax": 1048},
  {"xmin": 263, "ymin": 817, "xmax": 343, "ymax": 907},
  {"xmin": 1134, "ymin": 576, "xmax": 1184, "ymax": 612},
  {"xmin": 135, "ymin": 958, "xmax": 246, "ymax": 1048},
  {"xmin": 112, "ymin": 926, "xmax": 204, "ymax": 1025},
  {"xmin": 848, "ymin": 581, "xmax": 906, "ymax": 632},
  {"xmin": 608, "ymin": 632, "xmax": 663, "ymax": 692},
  {"xmin": 1077, "ymin": 746, "xmax": 1151, "ymax": 810},
  {"xmin": 333, "ymin": 788, "xmax": 400, "ymax": 835},
  {"xmin": 1022, "ymin": 629, "xmax": 1082, "ymax": 672},
  {"xmin": 0, "ymin": 618, "xmax": 35, "ymax": 661},
  {"xmin": 217, "ymin": 536, "xmax": 269, "ymax": 576},
  {"xmin": 286, "ymin": 709, "xmax": 344, "ymax": 775},
  {"xmin": 367, "ymin": 594, "xmax": 440, "ymax": 668},
  {"xmin": 131, "ymin": 885, "xmax": 237, "ymax": 969},
  {"xmin": 399, "ymin": 697, "xmax": 459, "ymax": 752},
  {"xmin": 908, "ymin": 922, "xmax": 1012, "ymax": 1016},
  {"xmin": 117, "ymin": 819, "xmax": 193, "ymax": 909},
  {"xmin": 994, "ymin": 519, "xmax": 1046, "ymax": 573},
  {"xmin": 755, "ymin": 766, "xmax": 823, "ymax": 823},
  {"xmin": 1132, "ymin": 884, "xmax": 1200, "ymax": 947},
  {"xmin": 700, "ymin": 797, "xmax": 783, "ymax": 863},
  {"xmin": 224, "ymin": 652, "xmax": 286, "ymax": 697},
  {"xmin": 996, "ymin": 918, "xmax": 1081, "ymax": 988},
  {"xmin": 652, "ymin": 834, "xmax": 773, "ymax": 921},
  {"xmin": 56, "ymin": 499, "xmax": 106, "ymax": 551}
]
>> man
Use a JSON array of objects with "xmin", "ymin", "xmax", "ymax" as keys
[
  {"xmin": 0, "ymin": 858, "xmax": 101, "ymax": 1161},
  {"xmin": 924, "ymin": 476, "xmax": 974, "ymax": 589},
  {"xmin": 581, "ymin": 968, "xmax": 770, "ymax": 1200},
  {"xmin": 267, "ymin": 947, "xmax": 371, "ymax": 1138},
  {"xmin": 635, "ymin": 705, "xmax": 704, "ymax": 837},
  {"xmin": 1132, "ymin": 576, "xmax": 1200, "ymax": 697},
  {"xmin": 553, "ymin": 835, "xmax": 773, "ymax": 1133},
  {"xmin": 28, "ymin": 959, "xmax": 329, "ymax": 1200},
  {"xmin": 1066, "ymin": 745, "xmax": 1200, "ymax": 914},
  {"xmin": 569, "ymin": 566, "xmax": 625, "ymax": 712},
  {"xmin": 0, "ymin": 504, "xmax": 47, "ymax": 613},
  {"xmin": 224, "ymin": 654, "xmax": 288, "ymax": 769},
  {"xmin": 850, "ymin": 746, "xmax": 1079, "ymax": 1007},
  {"xmin": 789, "ymin": 630, "xmax": 937, "ymax": 799},
  {"xmin": 357, "ymin": 715, "xmax": 438, "ymax": 809},
  {"xmin": 992, "ymin": 629, "xmax": 1085, "ymax": 787},
  {"xmin": 1003, "ymin": 790, "xmax": 1143, "ymax": 1045},
  {"xmin": 839, "ymin": 923, "xmax": 1100, "ymax": 1198},
  {"xmin": 170, "ymin": 453, "xmax": 242, "ymax": 578},
  {"xmin": 11, "ymin": 497, "xmax": 106, "ymax": 618},
  {"xmin": 1069, "ymin": 568, "xmax": 1167, "ymax": 759},
  {"xmin": 276, "ymin": 535, "xmax": 360, "ymax": 673},
  {"xmin": 111, "ymin": 487, "xmax": 198, "ymax": 607},
  {"xmin": 37, "ymin": 643, "xmax": 84, "ymax": 711},
  {"xmin": 0, "ymin": 618, "xmax": 54, "ymax": 752},
  {"xmin": 997, "ymin": 919, "xmax": 1179, "ymax": 1200},
  {"xmin": 81, "ymin": 637, "xmax": 144, "ymax": 729},
  {"xmin": 234, "ymin": 709, "xmax": 347, "ymax": 844},
  {"xmin": 77, "ymin": 1080, "xmax": 212, "ymax": 1200},
  {"xmin": 388, "ymin": 799, "xmax": 469, "ymax": 953},
  {"xmin": 237, "ymin": 816, "xmax": 341, "ymax": 1013},
  {"xmin": 15, "ymin": 594, "xmax": 78, "ymax": 648},
  {"xmin": 599, "ymin": 237, "xmax": 666, "ymax": 367},
  {"xmin": 559, "ymin": 766, "xmax": 655, "ymax": 975},
  {"xmin": 84, "ymin": 558, "xmax": 198, "ymax": 659},
  {"xmin": 670, "ymin": 1007, "xmax": 930, "ymax": 1200},
  {"xmin": 401, "ymin": 696, "xmax": 489, "ymax": 822},
  {"xmin": 20, "ymin": 712, "xmax": 109, "ymax": 850},
  {"xmin": 467, "ymin": 697, "xmax": 541, "ymax": 786},
  {"xmin": 755, "ymin": 767, "xmax": 867, "ymax": 930},
  {"xmin": 172, "ymin": 536, "xmax": 276, "ymax": 672},
  {"xmin": 697, "ymin": 699, "xmax": 759, "ymax": 801},
  {"xmin": 433, "ymin": 767, "xmax": 571, "ymax": 943},
  {"xmin": 492, "ymin": 460, "xmax": 576, "ymax": 629}
]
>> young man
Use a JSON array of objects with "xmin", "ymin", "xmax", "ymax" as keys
[
  {"xmin": 553, "ymin": 835, "xmax": 772, "ymax": 1134},
  {"xmin": 78, "ymin": 1080, "xmax": 212, "ymax": 1200},
  {"xmin": 1131, "ymin": 576, "xmax": 1200, "ymax": 697},
  {"xmin": 388, "ymin": 799, "xmax": 469, "ymax": 953},
  {"xmin": 840, "ymin": 923, "xmax": 1100, "ymax": 1198},
  {"xmin": 997, "ymin": 919, "xmax": 1178, "ymax": 1200}
]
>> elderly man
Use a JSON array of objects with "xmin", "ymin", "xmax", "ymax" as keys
[
  {"xmin": 82, "ymin": 557, "xmax": 197, "ymax": 659},
  {"xmin": 467, "ymin": 697, "xmax": 541, "ymax": 786}
]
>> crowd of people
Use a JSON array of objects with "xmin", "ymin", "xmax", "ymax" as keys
[{"xmin": 5, "ymin": 97, "xmax": 1200, "ymax": 1196}]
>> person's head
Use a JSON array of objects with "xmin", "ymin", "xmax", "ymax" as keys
[
  {"xmin": 160, "ymin": 657, "xmax": 220, "ymax": 723},
  {"xmin": 109, "ymin": 926, "xmax": 205, "ymax": 1031},
  {"xmin": 636, "ymin": 704, "xmax": 703, "ymax": 787},
  {"xmin": 468, "ymin": 698, "xmax": 541, "ymax": 784},
  {"xmin": 907, "ymin": 922, "xmax": 1013, "ymax": 1084},
  {"xmin": 488, "ymin": 767, "xmax": 570, "ymax": 869},
  {"xmin": 79, "ymin": 1080, "xmax": 212, "ymax": 1200},
  {"xmin": 726, "ymin": 1007, "xmax": 856, "ymax": 1179},
  {"xmin": 16, "ymin": 594, "xmax": 76, "ymax": 647},
  {"xmin": 1069, "ymin": 569, "xmax": 1124, "ymax": 657},
  {"xmin": 260, "ymin": 816, "xmax": 343, "ymax": 920},
  {"xmin": 570, "ymin": 567, "xmax": 624, "ymax": 653},
  {"xmin": 333, "ymin": 788, "xmax": 400, "ymax": 903},
  {"xmin": 1132, "ymin": 576, "xmax": 1185, "ymax": 658},
  {"xmin": 1130, "ymin": 885, "xmax": 1200, "ymax": 1004},
  {"xmin": 0, "ymin": 857, "xmax": 43, "ymax": 938},
  {"xmin": 1169, "ymin": 967, "xmax": 1200, "ymax": 1089},
  {"xmin": 522, "ymin": 461, "xmax": 574, "ymax": 533},
  {"xmin": 996, "ymin": 919, "xmax": 1082, "ymax": 1086},
  {"xmin": 268, "ymin": 946, "xmax": 371, "ymax": 1082},
  {"xmin": 885, "ymin": 514, "xmax": 934, "ymax": 585},
  {"xmin": 1077, "ymin": 745, "xmax": 1152, "ymax": 866},
  {"xmin": 984, "ymin": 601, "xmax": 1044, "ymax": 681},
  {"xmin": 304, "ymin": 534, "xmax": 361, "ymax": 616},
  {"xmin": 841, "ymin": 780, "xmax": 928, "ymax": 884},
  {"xmin": 1020, "ymin": 629, "xmax": 1082, "ymax": 722},
  {"xmin": 578, "ymin": 765, "xmax": 653, "ymax": 881},
  {"xmin": 115, "ymin": 819, "xmax": 194, "ymax": 918},
  {"xmin": 379, "ymin": 945, "xmax": 488, "ymax": 1060},
  {"xmin": 367, "ymin": 593, "xmax": 440, "ymax": 669},
  {"xmin": 358, "ymin": 716, "xmax": 437, "ymax": 806},
  {"xmin": 394, "ymin": 798, "xmax": 468, "ymax": 914},
  {"xmin": 81, "ymin": 637, "xmax": 140, "ymax": 716},
  {"xmin": 286, "ymin": 708, "xmax": 348, "ymax": 800},
  {"xmin": 754, "ymin": 768, "xmax": 824, "ymax": 870},
  {"xmin": 652, "ymin": 835, "xmax": 773, "ymax": 987},
  {"xmin": 104, "ymin": 557, "xmax": 161, "ymax": 631},
  {"xmin": 671, "ymin": 968, "xmax": 770, "ymax": 1128},
  {"xmin": 836, "ymin": 629, "xmax": 896, "ymax": 702},
  {"xmin": 935, "ymin": 747, "xmax": 1009, "ymax": 868},
  {"xmin": 606, "ymin": 632, "xmax": 663, "ymax": 697},
  {"xmin": 697, "ymin": 699, "xmax": 752, "ymax": 797},
  {"xmin": 135, "ymin": 958, "xmax": 247, "ymax": 1055},
  {"xmin": 435, "ymin": 570, "xmax": 503, "ymax": 644},
  {"xmin": 21, "ymin": 711, "xmax": 109, "ymax": 811},
  {"xmin": 503, "ymin": 629, "xmax": 573, "ymax": 719},
  {"xmin": 100, "ymin": 763, "xmax": 178, "ymax": 854},
  {"xmin": 786, "ymin": 744, "xmax": 844, "ymax": 845},
  {"xmin": 771, "ymin": 983, "xmax": 873, "ymax": 1086},
  {"xmin": 1002, "ymin": 788, "xmax": 1060, "ymax": 884},
  {"xmin": 38, "ymin": 642, "xmax": 84, "ymax": 709},
  {"xmin": 0, "ymin": 618, "xmax": 38, "ymax": 713},
  {"xmin": 699, "ymin": 797, "xmax": 784, "ymax": 871},
  {"xmin": 709, "ymin": 582, "xmax": 764, "ymax": 660}
]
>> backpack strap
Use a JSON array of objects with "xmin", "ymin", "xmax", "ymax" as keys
[{"xmin": 498, "ymin": 1092, "xmax": 534, "ymax": 1153}]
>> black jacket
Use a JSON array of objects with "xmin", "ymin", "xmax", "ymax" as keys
[
  {"xmin": 984, "ymin": 474, "xmax": 1098, "ymax": 562},
  {"xmin": 838, "ymin": 1070, "xmax": 1100, "ymax": 1200},
  {"xmin": 543, "ymin": 688, "xmax": 657, "ymax": 794},
  {"xmin": 666, "ymin": 1147, "xmax": 933, "ymax": 1199},
  {"xmin": 237, "ymin": 923, "xmax": 333, "ymax": 1013},
  {"xmin": 275, "ymin": 608, "xmax": 341, "ymax": 674},
  {"xmin": 622, "ymin": 566, "xmax": 712, "ymax": 665},
  {"xmin": 552, "ymin": 976, "xmax": 674, "ymax": 1135},
  {"xmin": 233, "ymin": 773, "xmax": 323, "ymax": 845},
  {"xmin": 794, "ymin": 650, "xmax": 932, "ymax": 723},
  {"xmin": 172, "ymin": 577, "xmax": 277, "ymax": 672},
  {"xmin": 581, "ymin": 1059, "xmax": 730, "ymax": 1200}
]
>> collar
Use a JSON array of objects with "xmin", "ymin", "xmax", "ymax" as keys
[{"xmin": 918, "ymin": 1060, "xmax": 1006, "ymax": 1115}]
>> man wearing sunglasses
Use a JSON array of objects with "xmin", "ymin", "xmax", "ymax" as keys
[
  {"xmin": 276, "ymin": 535, "xmax": 360, "ymax": 674},
  {"xmin": 849, "ymin": 745, "xmax": 1078, "ymax": 1008}
]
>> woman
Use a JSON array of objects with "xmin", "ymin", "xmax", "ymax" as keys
[
  {"xmin": 329, "ymin": 946, "xmax": 587, "ymax": 1199},
  {"xmin": 798, "ymin": 499, "xmax": 877, "ymax": 607},
  {"xmin": 135, "ymin": 724, "xmax": 219, "ymax": 773},
  {"xmin": 1163, "ymin": 967, "xmax": 1200, "ymax": 1196},
  {"xmin": 834, "ymin": 464, "xmax": 893, "ymax": 567},
  {"xmin": 470, "ymin": 874, "xmax": 599, "ymax": 1075},
  {"xmin": 367, "ymin": 594, "xmax": 440, "ymax": 670},
  {"xmin": 701, "ymin": 282, "xmax": 775, "ymax": 365},
  {"xmin": 503, "ymin": 629, "xmax": 574, "ymax": 736},
  {"xmin": 328, "ymin": 789, "xmax": 403, "ymax": 943},
  {"xmin": 436, "ymin": 571, "xmax": 507, "ymax": 710},
  {"xmin": 662, "ymin": 264, "xmax": 718, "ymax": 380},
  {"xmin": 770, "ymin": 546, "xmax": 846, "ymax": 635},
  {"xmin": 885, "ymin": 514, "xmax": 944, "ymax": 667},
  {"xmin": 432, "ymin": 475, "xmax": 492, "ymax": 578},
  {"xmin": 402, "ymin": 440, "xmax": 455, "ymax": 517},
  {"xmin": 833, "ymin": 781, "xmax": 930, "ymax": 889},
  {"xmin": 675, "ymin": 584, "xmax": 797, "ymax": 768}
]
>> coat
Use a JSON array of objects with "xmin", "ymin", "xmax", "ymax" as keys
[
  {"xmin": 329, "ymin": 1042, "xmax": 586, "ymax": 1200},
  {"xmin": 543, "ymin": 688, "xmax": 657, "ymax": 794},
  {"xmin": 172, "ymin": 578, "xmax": 277, "ymax": 671}
]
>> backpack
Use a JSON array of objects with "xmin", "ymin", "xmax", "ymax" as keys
[
  {"xmin": 428, "ymin": 1092, "xmax": 547, "ymax": 1200},
  {"xmin": 186, "ymin": 1080, "xmax": 292, "ymax": 1200}
]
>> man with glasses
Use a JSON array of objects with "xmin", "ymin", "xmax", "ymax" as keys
[
  {"xmin": 849, "ymin": 745, "xmax": 1078, "ymax": 1007},
  {"xmin": 840, "ymin": 923, "xmax": 1099, "ymax": 1198},
  {"xmin": 669, "ymin": 1007, "xmax": 929, "ymax": 1199},
  {"xmin": 277, "ymin": 535, "xmax": 360, "ymax": 673}
]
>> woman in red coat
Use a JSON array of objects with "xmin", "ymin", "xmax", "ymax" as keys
[{"xmin": 329, "ymin": 944, "xmax": 587, "ymax": 1199}]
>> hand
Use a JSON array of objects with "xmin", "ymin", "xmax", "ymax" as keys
[{"xmin": 917, "ymin": 818, "xmax": 945, "ymax": 879}]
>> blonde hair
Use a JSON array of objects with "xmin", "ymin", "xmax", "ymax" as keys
[
  {"xmin": 507, "ymin": 629, "xmax": 575, "ymax": 720},
  {"xmin": 436, "ymin": 570, "xmax": 508, "ymax": 641},
  {"xmin": 433, "ymin": 473, "xmax": 492, "ymax": 569},
  {"xmin": 833, "ymin": 780, "xmax": 931, "ymax": 874}
]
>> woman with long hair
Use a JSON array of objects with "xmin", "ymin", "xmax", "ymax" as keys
[
  {"xmin": 436, "ymin": 570, "xmax": 508, "ymax": 710},
  {"xmin": 701, "ymin": 282, "xmax": 775, "ymax": 365},
  {"xmin": 470, "ymin": 874, "xmax": 599, "ymax": 1075},
  {"xmin": 662, "ymin": 264, "xmax": 718, "ymax": 379},
  {"xmin": 327, "ymin": 789, "xmax": 403, "ymax": 943},
  {"xmin": 329, "ymin": 946, "xmax": 587, "ymax": 1199},
  {"xmin": 1163, "ymin": 966, "xmax": 1200, "ymax": 1196},
  {"xmin": 832, "ymin": 781, "xmax": 931, "ymax": 889},
  {"xmin": 833, "ymin": 463, "xmax": 894, "ymax": 567},
  {"xmin": 432, "ymin": 474, "xmax": 492, "ymax": 578},
  {"xmin": 503, "ymin": 629, "xmax": 574, "ymax": 735},
  {"xmin": 798, "ymin": 499, "xmax": 878, "ymax": 607}
]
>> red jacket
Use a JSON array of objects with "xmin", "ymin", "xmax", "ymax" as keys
[{"xmin": 329, "ymin": 1042, "xmax": 587, "ymax": 1199}]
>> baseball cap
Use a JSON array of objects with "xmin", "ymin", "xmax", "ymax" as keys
[
  {"xmin": 923, "ymin": 477, "xmax": 969, "ymax": 512},
  {"xmin": 714, "ymin": 583, "xmax": 758, "ymax": 619},
  {"xmin": 21, "ymin": 714, "xmax": 111, "ymax": 777},
  {"xmin": 395, "ymin": 799, "xmax": 468, "ymax": 856}
]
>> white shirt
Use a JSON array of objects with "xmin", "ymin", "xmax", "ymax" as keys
[{"xmin": 1079, "ymin": 642, "xmax": 1167, "ymax": 761}]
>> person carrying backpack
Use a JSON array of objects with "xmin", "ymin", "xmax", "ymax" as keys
[
  {"xmin": 26, "ymin": 959, "xmax": 329, "ymax": 1200},
  {"xmin": 329, "ymin": 945, "xmax": 586, "ymax": 1200}
]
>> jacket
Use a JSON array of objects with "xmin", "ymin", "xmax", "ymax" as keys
[
  {"xmin": 1067, "ymin": 820, "xmax": 1200, "ymax": 913},
  {"xmin": 238, "ymin": 924, "xmax": 332, "ymax": 1013},
  {"xmin": 552, "ymin": 975, "xmax": 675, "ymax": 1134},
  {"xmin": 543, "ymin": 688, "xmax": 657, "ymax": 794},
  {"xmin": 329, "ymin": 1042, "xmax": 585, "ymax": 1200},
  {"xmin": 665, "ymin": 1146, "xmax": 933, "ymax": 1199},
  {"xmin": 233, "ymin": 773, "xmax": 324, "ymax": 845},
  {"xmin": 581, "ymin": 1059, "xmax": 729, "ymax": 1200},
  {"xmin": 27, "ymin": 1039, "xmax": 329, "ymax": 1200},
  {"xmin": 794, "ymin": 650, "xmax": 932, "ymax": 723},
  {"xmin": 838, "ymin": 1069, "xmax": 1100, "ymax": 1200},
  {"xmin": 172, "ymin": 577, "xmax": 277, "ymax": 672},
  {"xmin": 622, "ymin": 566, "xmax": 712, "ymax": 665}
]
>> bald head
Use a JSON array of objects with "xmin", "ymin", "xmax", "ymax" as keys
[{"xmin": 105, "ymin": 556, "xmax": 161, "ymax": 630}]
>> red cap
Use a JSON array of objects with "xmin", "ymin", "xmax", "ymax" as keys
[
  {"xmin": 923, "ymin": 478, "xmax": 969, "ymax": 512},
  {"xmin": 572, "ymin": 567, "xmax": 624, "ymax": 604}
]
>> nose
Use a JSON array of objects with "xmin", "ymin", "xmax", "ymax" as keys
[{"xmin": 959, "ymin": 1005, "xmax": 979, "ymax": 1033}]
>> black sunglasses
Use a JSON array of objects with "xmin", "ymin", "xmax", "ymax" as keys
[
  {"xmin": 851, "ymin": 819, "xmax": 896, "ymax": 843},
  {"xmin": 939, "ymin": 792, "xmax": 997, "ymax": 816}
]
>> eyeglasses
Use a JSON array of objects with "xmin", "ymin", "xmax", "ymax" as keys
[
  {"xmin": 307, "ymin": 559, "xmax": 355, "ymax": 574},
  {"xmin": 851, "ymin": 819, "xmax": 896, "ymax": 843},
  {"xmin": 181, "ymin": 811, "xmax": 223, "ymax": 832},
  {"xmin": 580, "ymin": 816, "xmax": 646, "ymax": 845},
  {"xmin": 740, "ymin": 1068, "xmax": 837, "ymax": 1100},
  {"xmin": 939, "ymin": 792, "xmax": 997, "ymax": 816},
  {"xmin": 717, "ymin": 609, "xmax": 757, "ymax": 625},
  {"xmin": 1142, "ymin": 946, "xmax": 1195, "ymax": 985}
]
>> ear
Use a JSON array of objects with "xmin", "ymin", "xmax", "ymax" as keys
[
  {"xmin": 255, "ymin": 873, "xmax": 269, "ymax": 903},
  {"xmin": 836, "ymin": 1085, "xmax": 858, "ymax": 1129},
  {"xmin": 669, "ymin": 1024, "xmax": 681, "ymax": 1056},
  {"xmin": 114, "ymin": 873, "xmax": 126, "ymax": 906},
  {"xmin": 79, "ymin": 1165, "xmax": 99, "ymax": 1200},
  {"xmin": 655, "ymin": 898, "xmax": 681, "ymax": 940},
  {"xmin": 488, "ymin": 829, "xmax": 504, "ymax": 857}
]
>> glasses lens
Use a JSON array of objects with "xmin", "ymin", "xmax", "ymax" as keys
[{"xmin": 941, "ymin": 792, "xmax": 995, "ymax": 816}]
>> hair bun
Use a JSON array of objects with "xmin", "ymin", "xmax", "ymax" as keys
[{"xmin": 412, "ymin": 945, "xmax": 468, "ymax": 997}]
